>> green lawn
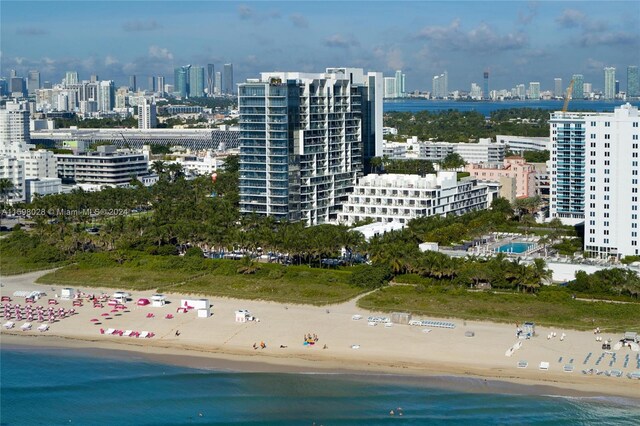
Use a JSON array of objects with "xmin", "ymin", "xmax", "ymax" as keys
[
  {"xmin": 357, "ymin": 285, "xmax": 640, "ymax": 332},
  {"xmin": 36, "ymin": 255, "xmax": 366, "ymax": 305}
]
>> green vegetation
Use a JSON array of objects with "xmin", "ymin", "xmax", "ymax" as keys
[
  {"xmin": 384, "ymin": 108, "xmax": 549, "ymax": 142},
  {"xmin": 54, "ymin": 115, "xmax": 137, "ymax": 129},
  {"xmin": 357, "ymin": 285, "xmax": 640, "ymax": 332},
  {"xmin": 380, "ymin": 158, "xmax": 435, "ymax": 175},
  {"xmin": 522, "ymin": 150, "xmax": 550, "ymax": 163},
  {"xmin": 0, "ymin": 230, "xmax": 68, "ymax": 275},
  {"xmin": 36, "ymin": 254, "xmax": 366, "ymax": 305},
  {"xmin": 440, "ymin": 152, "xmax": 466, "ymax": 169}
]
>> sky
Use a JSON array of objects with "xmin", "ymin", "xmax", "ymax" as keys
[{"xmin": 2, "ymin": 0, "xmax": 639, "ymax": 92}]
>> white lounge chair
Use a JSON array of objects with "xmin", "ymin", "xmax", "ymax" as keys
[
  {"xmin": 139, "ymin": 331, "xmax": 149, "ymax": 338},
  {"xmin": 21, "ymin": 322, "xmax": 32, "ymax": 331},
  {"xmin": 517, "ymin": 360, "xmax": 528, "ymax": 368},
  {"xmin": 37, "ymin": 324, "xmax": 49, "ymax": 332},
  {"xmin": 539, "ymin": 361, "xmax": 550, "ymax": 370},
  {"xmin": 351, "ymin": 315, "xmax": 362, "ymax": 320},
  {"xmin": 3, "ymin": 321, "xmax": 14, "ymax": 329},
  {"xmin": 123, "ymin": 330, "xmax": 133, "ymax": 337},
  {"xmin": 105, "ymin": 328, "xmax": 116, "ymax": 335}
]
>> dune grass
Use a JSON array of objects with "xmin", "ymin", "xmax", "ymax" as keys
[
  {"xmin": 36, "ymin": 254, "xmax": 365, "ymax": 305},
  {"xmin": 357, "ymin": 285, "xmax": 640, "ymax": 332}
]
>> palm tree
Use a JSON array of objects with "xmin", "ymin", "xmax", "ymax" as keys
[
  {"xmin": 0, "ymin": 178, "xmax": 16, "ymax": 205},
  {"xmin": 150, "ymin": 160, "xmax": 166, "ymax": 175}
]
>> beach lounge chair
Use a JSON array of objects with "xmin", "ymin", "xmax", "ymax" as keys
[
  {"xmin": 37, "ymin": 324, "xmax": 49, "ymax": 332},
  {"xmin": 139, "ymin": 331, "xmax": 149, "ymax": 338},
  {"xmin": 539, "ymin": 362, "xmax": 550, "ymax": 370},
  {"xmin": 21, "ymin": 322, "xmax": 32, "ymax": 331},
  {"xmin": 517, "ymin": 360, "xmax": 528, "ymax": 368},
  {"xmin": 3, "ymin": 321, "xmax": 15, "ymax": 329},
  {"xmin": 351, "ymin": 315, "xmax": 362, "ymax": 320},
  {"xmin": 105, "ymin": 328, "xmax": 116, "ymax": 335},
  {"xmin": 563, "ymin": 364, "xmax": 574, "ymax": 373},
  {"xmin": 123, "ymin": 330, "xmax": 133, "ymax": 337}
]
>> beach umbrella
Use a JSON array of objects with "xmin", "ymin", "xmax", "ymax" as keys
[
  {"xmin": 101, "ymin": 313, "xmax": 109, "ymax": 316},
  {"xmin": 90, "ymin": 318, "xmax": 99, "ymax": 322}
]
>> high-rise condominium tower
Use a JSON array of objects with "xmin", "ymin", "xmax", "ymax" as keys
[
  {"xmin": 189, "ymin": 66, "xmax": 205, "ymax": 97},
  {"xmin": 27, "ymin": 70, "xmax": 40, "ymax": 96},
  {"xmin": 238, "ymin": 67, "xmax": 383, "ymax": 224},
  {"xmin": 529, "ymin": 82, "xmax": 540, "ymax": 100},
  {"xmin": 554, "ymin": 78, "xmax": 562, "ymax": 97},
  {"xmin": 483, "ymin": 71, "xmax": 489, "ymax": 100},
  {"xmin": 157, "ymin": 76, "xmax": 165, "ymax": 94},
  {"xmin": 138, "ymin": 98, "xmax": 157, "ymax": 129},
  {"xmin": 174, "ymin": 65, "xmax": 191, "ymax": 98},
  {"xmin": 65, "ymin": 71, "xmax": 78, "ymax": 86},
  {"xmin": 223, "ymin": 63, "xmax": 234, "ymax": 95},
  {"xmin": 215, "ymin": 72, "xmax": 222, "ymax": 95},
  {"xmin": 628, "ymin": 66, "xmax": 639, "ymax": 98},
  {"xmin": 572, "ymin": 74, "xmax": 584, "ymax": 99},
  {"xmin": 207, "ymin": 64, "xmax": 215, "ymax": 96},
  {"xmin": 129, "ymin": 75, "xmax": 137, "ymax": 92},
  {"xmin": 604, "ymin": 67, "xmax": 616, "ymax": 100}
]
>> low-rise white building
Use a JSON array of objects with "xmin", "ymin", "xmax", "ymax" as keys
[
  {"xmin": 25, "ymin": 177, "xmax": 62, "ymax": 202},
  {"xmin": 496, "ymin": 135, "xmax": 550, "ymax": 153},
  {"xmin": 56, "ymin": 145, "xmax": 149, "ymax": 185},
  {"xmin": 383, "ymin": 138, "xmax": 506, "ymax": 164},
  {"xmin": 338, "ymin": 172, "xmax": 498, "ymax": 225}
]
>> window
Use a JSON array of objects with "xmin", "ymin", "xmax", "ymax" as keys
[
  {"xmin": 605, "ymin": 122, "xmax": 610, "ymax": 127},
  {"xmin": 604, "ymin": 134, "xmax": 610, "ymax": 140},
  {"xmin": 591, "ymin": 121, "xmax": 596, "ymax": 126}
]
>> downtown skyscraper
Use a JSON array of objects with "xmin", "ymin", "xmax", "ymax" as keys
[
  {"xmin": 238, "ymin": 67, "xmax": 383, "ymax": 224},
  {"xmin": 207, "ymin": 64, "xmax": 215, "ymax": 96},
  {"xmin": 604, "ymin": 67, "xmax": 616, "ymax": 100},
  {"xmin": 628, "ymin": 66, "xmax": 639, "ymax": 98},
  {"xmin": 223, "ymin": 63, "xmax": 234, "ymax": 95},
  {"xmin": 572, "ymin": 74, "xmax": 584, "ymax": 99}
]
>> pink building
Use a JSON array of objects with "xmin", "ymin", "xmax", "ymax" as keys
[{"xmin": 465, "ymin": 156, "xmax": 537, "ymax": 201}]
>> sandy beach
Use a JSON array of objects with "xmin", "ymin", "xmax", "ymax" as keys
[{"xmin": 1, "ymin": 270, "xmax": 639, "ymax": 399}]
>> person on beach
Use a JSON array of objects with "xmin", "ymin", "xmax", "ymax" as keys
[
  {"xmin": 253, "ymin": 343, "xmax": 258, "ymax": 350},
  {"xmin": 260, "ymin": 341, "xmax": 266, "ymax": 349},
  {"xmin": 175, "ymin": 330, "xmax": 180, "ymax": 336}
]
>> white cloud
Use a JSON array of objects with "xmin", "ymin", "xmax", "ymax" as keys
[{"xmin": 148, "ymin": 46, "xmax": 173, "ymax": 61}]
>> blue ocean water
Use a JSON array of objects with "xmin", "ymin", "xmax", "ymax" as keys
[
  {"xmin": 2, "ymin": 346, "xmax": 640, "ymax": 425},
  {"xmin": 383, "ymin": 99, "xmax": 640, "ymax": 116}
]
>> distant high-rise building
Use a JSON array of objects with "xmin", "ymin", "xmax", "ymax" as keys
[
  {"xmin": 470, "ymin": 83, "xmax": 482, "ymax": 99},
  {"xmin": 9, "ymin": 70, "xmax": 17, "ymax": 78},
  {"xmin": 516, "ymin": 84, "xmax": 526, "ymax": 100},
  {"xmin": 529, "ymin": 82, "xmax": 540, "ymax": 100},
  {"xmin": 394, "ymin": 70, "xmax": 405, "ymax": 98},
  {"xmin": 483, "ymin": 71, "xmax": 489, "ymax": 100},
  {"xmin": 604, "ymin": 67, "xmax": 615, "ymax": 100},
  {"xmin": 174, "ymin": 65, "xmax": 191, "ymax": 97},
  {"xmin": 554, "ymin": 78, "xmax": 562, "ymax": 97},
  {"xmin": 189, "ymin": 66, "xmax": 205, "ymax": 97},
  {"xmin": 615, "ymin": 80, "xmax": 620, "ymax": 95},
  {"xmin": 90, "ymin": 74, "xmax": 99, "ymax": 83},
  {"xmin": 98, "ymin": 81, "xmax": 115, "ymax": 112},
  {"xmin": 207, "ymin": 64, "xmax": 215, "ymax": 96},
  {"xmin": 27, "ymin": 70, "xmax": 40, "ymax": 96},
  {"xmin": 214, "ymin": 72, "xmax": 222, "ymax": 95},
  {"xmin": 583, "ymin": 83, "xmax": 592, "ymax": 95},
  {"xmin": 238, "ymin": 67, "xmax": 383, "ymax": 224},
  {"xmin": 129, "ymin": 75, "xmax": 137, "ymax": 92},
  {"xmin": 9, "ymin": 77, "xmax": 26, "ymax": 97},
  {"xmin": 42, "ymin": 81, "xmax": 52, "ymax": 89},
  {"xmin": 0, "ymin": 79, "xmax": 9, "ymax": 97},
  {"xmin": 138, "ymin": 98, "xmax": 157, "ymax": 129},
  {"xmin": 65, "ymin": 71, "xmax": 78, "ymax": 86},
  {"xmin": 627, "ymin": 66, "xmax": 639, "ymax": 98},
  {"xmin": 571, "ymin": 74, "xmax": 584, "ymax": 99},
  {"xmin": 148, "ymin": 76, "xmax": 156, "ymax": 92},
  {"xmin": 0, "ymin": 100, "xmax": 31, "ymax": 145},
  {"xmin": 432, "ymin": 71, "xmax": 448, "ymax": 99},
  {"xmin": 157, "ymin": 76, "xmax": 165, "ymax": 94},
  {"xmin": 384, "ymin": 77, "xmax": 397, "ymax": 98},
  {"xmin": 223, "ymin": 63, "xmax": 234, "ymax": 95}
]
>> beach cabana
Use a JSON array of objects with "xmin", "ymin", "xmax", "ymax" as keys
[
  {"xmin": 60, "ymin": 288, "xmax": 74, "ymax": 300},
  {"xmin": 235, "ymin": 310, "xmax": 250, "ymax": 323},
  {"xmin": 151, "ymin": 294, "xmax": 166, "ymax": 307},
  {"xmin": 181, "ymin": 299, "xmax": 209, "ymax": 310},
  {"xmin": 197, "ymin": 308, "xmax": 210, "ymax": 318}
]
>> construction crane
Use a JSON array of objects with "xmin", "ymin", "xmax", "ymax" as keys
[{"xmin": 563, "ymin": 78, "xmax": 575, "ymax": 113}]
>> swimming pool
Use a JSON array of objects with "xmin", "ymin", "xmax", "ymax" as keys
[{"xmin": 497, "ymin": 242, "xmax": 533, "ymax": 254}]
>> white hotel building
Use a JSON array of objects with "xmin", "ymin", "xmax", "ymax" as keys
[
  {"xmin": 550, "ymin": 103, "xmax": 640, "ymax": 259},
  {"xmin": 337, "ymin": 172, "xmax": 498, "ymax": 226}
]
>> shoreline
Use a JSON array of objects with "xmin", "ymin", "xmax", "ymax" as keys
[
  {"xmin": 3, "ymin": 333, "xmax": 639, "ymax": 402},
  {"xmin": 1, "ymin": 270, "xmax": 639, "ymax": 401}
]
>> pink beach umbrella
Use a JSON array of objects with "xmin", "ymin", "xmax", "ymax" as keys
[
  {"xmin": 101, "ymin": 313, "xmax": 109, "ymax": 316},
  {"xmin": 90, "ymin": 318, "xmax": 99, "ymax": 322}
]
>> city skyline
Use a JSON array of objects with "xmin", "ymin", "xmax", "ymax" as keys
[{"xmin": 2, "ymin": 1, "xmax": 639, "ymax": 92}]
